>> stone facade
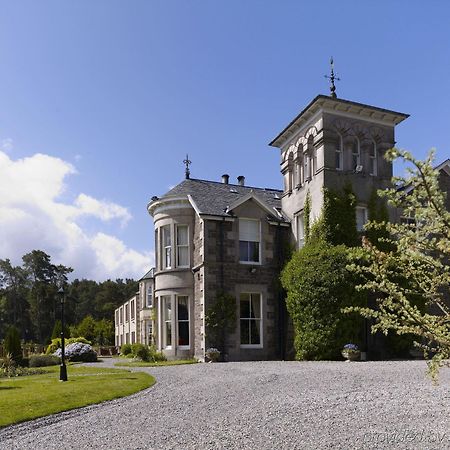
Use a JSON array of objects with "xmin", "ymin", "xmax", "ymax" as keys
[{"xmin": 116, "ymin": 93, "xmax": 448, "ymax": 362}]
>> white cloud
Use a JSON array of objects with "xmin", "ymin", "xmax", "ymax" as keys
[
  {"xmin": 0, "ymin": 150, "xmax": 153, "ymax": 281},
  {"xmin": 0, "ymin": 138, "xmax": 13, "ymax": 153},
  {"xmin": 74, "ymin": 193, "xmax": 132, "ymax": 227}
]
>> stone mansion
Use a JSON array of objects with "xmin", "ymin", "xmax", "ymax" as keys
[{"xmin": 114, "ymin": 92, "xmax": 449, "ymax": 361}]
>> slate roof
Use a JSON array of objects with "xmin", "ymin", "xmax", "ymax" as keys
[
  {"xmin": 158, "ymin": 178, "xmax": 286, "ymax": 221},
  {"xmin": 140, "ymin": 268, "xmax": 155, "ymax": 281}
]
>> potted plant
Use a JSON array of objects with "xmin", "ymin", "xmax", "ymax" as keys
[
  {"xmin": 342, "ymin": 343, "xmax": 361, "ymax": 362},
  {"xmin": 205, "ymin": 348, "xmax": 220, "ymax": 362}
]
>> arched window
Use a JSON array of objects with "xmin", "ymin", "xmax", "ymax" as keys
[
  {"xmin": 283, "ymin": 152, "xmax": 294, "ymax": 193},
  {"xmin": 351, "ymin": 139, "xmax": 360, "ymax": 170},
  {"xmin": 297, "ymin": 144, "xmax": 304, "ymax": 186},
  {"xmin": 307, "ymin": 136, "xmax": 315, "ymax": 178},
  {"xmin": 335, "ymin": 135, "xmax": 343, "ymax": 170},
  {"xmin": 369, "ymin": 141, "xmax": 377, "ymax": 176},
  {"xmin": 303, "ymin": 150, "xmax": 310, "ymax": 181}
]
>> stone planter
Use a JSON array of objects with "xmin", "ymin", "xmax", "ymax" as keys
[{"xmin": 342, "ymin": 350, "xmax": 361, "ymax": 362}]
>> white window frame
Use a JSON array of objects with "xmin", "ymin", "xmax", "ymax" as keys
[
  {"xmin": 161, "ymin": 225, "xmax": 172, "ymax": 269},
  {"xmin": 296, "ymin": 212, "xmax": 305, "ymax": 249},
  {"xmin": 369, "ymin": 141, "xmax": 378, "ymax": 176},
  {"xmin": 176, "ymin": 225, "xmax": 190, "ymax": 268},
  {"xmin": 335, "ymin": 135, "xmax": 343, "ymax": 171},
  {"xmin": 303, "ymin": 152, "xmax": 311, "ymax": 181},
  {"xmin": 240, "ymin": 292, "xmax": 263, "ymax": 349},
  {"xmin": 239, "ymin": 218, "xmax": 261, "ymax": 264},
  {"xmin": 356, "ymin": 206, "xmax": 368, "ymax": 232},
  {"xmin": 162, "ymin": 295, "xmax": 172, "ymax": 349},
  {"xmin": 351, "ymin": 139, "xmax": 361, "ymax": 170},
  {"xmin": 146, "ymin": 285, "xmax": 153, "ymax": 308},
  {"xmin": 176, "ymin": 296, "xmax": 190, "ymax": 350}
]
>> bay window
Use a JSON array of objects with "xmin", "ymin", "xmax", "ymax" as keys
[
  {"xmin": 162, "ymin": 225, "xmax": 172, "ymax": 269},
  {"xmin": 162, "ymin": 295, "xmax": 172, "ymax": 348},
  {"xmin": 176, "ymin": 225, "xmax": 189, "ymax": 267},
  {"xmin": 177, "ymin": 296, "xmax": 190, "ymax": 348}
]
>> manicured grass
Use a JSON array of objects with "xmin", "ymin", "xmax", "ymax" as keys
[
  {"xmin": 115, "ymin": 359, "xmax": 198, "ymax": 367},
  {"xmin": 0, "ymin": 365, "xmax": 155, "ymax": 428}
]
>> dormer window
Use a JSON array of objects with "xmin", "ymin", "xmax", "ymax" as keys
[
  {"xmin": 239, "ymin": 219, "xmax": 260, "ymax": 263},
  {"xmin": 369, "ymin": 142, "xmax": 377, "ymax": 176}
]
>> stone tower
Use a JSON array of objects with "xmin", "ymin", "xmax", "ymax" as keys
[{"xmin": 269, "ymin": 95, "xmax": 409, "ymax": 246}]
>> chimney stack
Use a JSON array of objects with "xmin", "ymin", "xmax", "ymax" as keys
[
  {"xmin": 221, "ymin": 174, "xmax": 229, "ymax": 184},
  {"xmin": 237, "ymin": 175, "xmax": 245, "ymax": 186}
]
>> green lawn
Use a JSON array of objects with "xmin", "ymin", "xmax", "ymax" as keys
[
  {"xmin": 0, "ymin": 365, "xmax": 155, "ymax": 428},
  {"xmin": 115, "ymin": 359, "xmax": 197, "ymax": 367}
]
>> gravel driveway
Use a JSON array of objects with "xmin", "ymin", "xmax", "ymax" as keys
[{"xmin": 1, "ymin": 360, "xmax": 449, "ymax": 449}]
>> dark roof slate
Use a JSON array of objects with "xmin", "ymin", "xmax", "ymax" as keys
[
  {"xmin": 160, "ymin": 178, "xmax": 285, "ymax": 220},
  {"xmin": 139, "ymin": 268, "xmax": 155, "ymax": 281}
]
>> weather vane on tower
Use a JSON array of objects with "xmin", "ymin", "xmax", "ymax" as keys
[
  {"xmin": 183, "ymin": 154, "xmax": 191, "ymax": 179},
  {"xmin": 324, "ymin": 57, "xmax": 340, "ymax": 98}
]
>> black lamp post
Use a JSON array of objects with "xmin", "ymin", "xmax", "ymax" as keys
[{"xmin": 58, "ymin": 285, "xmax": 68, "ymax": 382}]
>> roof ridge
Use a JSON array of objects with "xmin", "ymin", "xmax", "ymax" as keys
[{"xmin": 187, "ymin": 177, "xmax": 283, "ymax": 192}]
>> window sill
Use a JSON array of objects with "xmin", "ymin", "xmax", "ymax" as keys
[
  {"xmin": 239, "ymin": 261, "xmax": 261, "ymax": 265},
  {"xmin": 178, "ymin": 345, "xmax": 190, "ymax": 350},
  {"xmin": 240, "ymin": 344, "xmax": 263, "ymax": 349}
]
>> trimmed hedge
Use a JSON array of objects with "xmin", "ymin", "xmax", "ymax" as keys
[{"xmin": 29, "ymin": 355, "xmax": 61, "ymax": 367}]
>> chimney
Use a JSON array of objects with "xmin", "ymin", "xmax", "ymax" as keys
[
  {"xmin": 221, "ymin": 174, "xmax": 229, "ymax": 184},
  {"xmin": 237, "ymin": 175, "xmax": 245, "ymax": 186}
]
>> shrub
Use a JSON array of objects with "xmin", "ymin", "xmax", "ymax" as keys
[
  {"xmin": 54, "ymin": 342, "xmax": 97, "ymax": 362},
  {"xmin": 20, "ymin": 357, "xmax": 30, "ymax": 368},
  {"xmin": 134, "ymin": 344, "xmax": 151, "ymax": 362},
  {"xmin": 4, "ymin": 326, "xmax": 22, "ymax": 363},
  {"xmin": 0, "ymin": 353, "xmax": 16, "ymax": 377},
  {"xmin": 120, "ymin": 343, "xmax": 132, "ymax": 355},
  {"xmin": 46, "ymin": 337, "xmax": 92, "ymax": 355},
  {"xmin": 281, "ymin": 241, "xmax": 364, "ymax": 360},
  {"xmin": 29, "ymin": 354, "xmax": 61, "ymax": 367},
  {"xmin": 124, "ymin": 344, "xmax": 166, "ymax": 362},
  {"xmin": 152, "ymin": 348, "xmax": 167, "ymax": 362}
]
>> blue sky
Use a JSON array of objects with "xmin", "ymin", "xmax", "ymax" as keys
[{"xmin": 0, "ymin": 1, "xmax": 449, "ymax": 280}]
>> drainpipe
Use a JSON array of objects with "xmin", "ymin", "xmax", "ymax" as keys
[
  {"xmin": 219, "ymin": 218, "xmax": 225, "ymax": 292},
  {"xmin": 276, "ymin": 222, "xmax": 286, "ymax": 360}
]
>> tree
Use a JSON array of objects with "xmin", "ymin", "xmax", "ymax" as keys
[
  {"xmin": 94, "ymin": 319, "xmax": 114, "ymax": 346},
  {"xmin": 346, "ymin": 149, "xmax": 450, "ymax": 380},
  {"xmin": 281, "ymin": 239, "xmax": 364, "ymax": 360},
  {"xmin": 0, "ymin": 259, "xmax": 30, "ymax": 339},
  {"xmin": 22, "ymin": 250, "xmax": 72, "ymax": 344},
  {"xmin": 71, "ymin": 315, "xmax": 97, "ymax": 342},
  {"xmin": 4, "ymin": 325, "xmax": 22, "ymax": 363}
]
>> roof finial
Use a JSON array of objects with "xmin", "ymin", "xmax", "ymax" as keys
[
  {"xmin": 324, "ymin": 57, "xmax": 340, "ymax": 98},
  {"xmin": 183, "ymin": 154, "xmax": 191, "ymax": 179}
]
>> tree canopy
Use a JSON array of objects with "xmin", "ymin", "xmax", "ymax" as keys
[{"xmin": 346, "ymin": 148, "xmax": 450, "ymax": 380}]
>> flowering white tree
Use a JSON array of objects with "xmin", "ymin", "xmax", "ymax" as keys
[{"xmin": 347, "ymin": 148, "xmax": 450, "ymax": 380}]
